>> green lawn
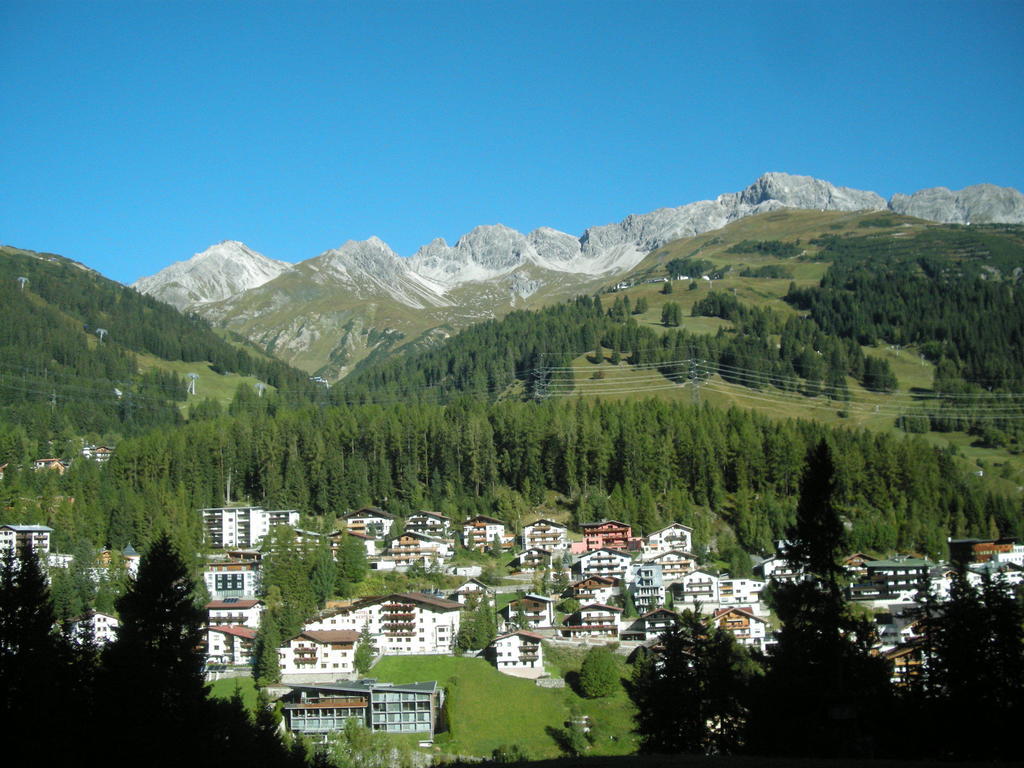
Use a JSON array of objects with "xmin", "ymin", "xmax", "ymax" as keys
[
  {"xmin": 371, "ymin": 653, "xmax": 637, "ymax": 760},
  {"xmin": 208, "ymin": 675, "xmax": 259, "ymax": 711}
]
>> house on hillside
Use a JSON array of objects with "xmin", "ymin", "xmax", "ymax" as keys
[
  {"xmin": 278, "ymin": 630, "xmax": 359, "ymax": 677},
  {"xmin": 849, "ymin": 556, "xmax": 932, "ymax": 602},
  {"xmin": 522, "ymin": 519, "xmax": 569, "ymax": 553},
  {"xmin": 718, "ymin": 578, "xmax": 765, "ymax": 611},
  {"xmin": 306, "ymin": 592, "xmax": 462, "ymax": 656},
  {"xmin": 0, "ymin": 524, "xmax": 53, "ymax": 556},
  {"xmin": 382, "ymin": 531, "xmax": 452, "ymax": 569},
  {"xmin": 673, "ymin": 569, "xmax": 720, "ymax": 610},
  {"xmin": 580, "ymin": 520, "xmax": 636, "ymax": 552},
  {"xmin": 200, "ymin": 506, "xmax": 299, "ymax": 549},
  {"xmin": 621, "ymin": 608, "xmax": 679, "ymax": 642},
  {"xmin": 405, "ymin": 510, "xmax": 453, "ymax": 539},
  {"xmin": 627, "ymin": 562, "xmax": 666, "ymax": 612},
  {"xmin": 567, "ymin": 575, "xmax": 619, "ymax": 605},
  {"xmin": 206, "ymin": 598, "xmax": 264, "ymax": 629},
  {"xmin": 341, "ymin": 506, "xmax": 395, "ymax": 538},
  {"xmin": 281, "ymin": 680, "xmax": 443, "ymax": 736},
  {"xmin": 574, "ymin": 547, "xmax": 632, "ymax": 581},
  {"xmin": 645, "ymin": 523, "xmax": 694, "ymax": 555},
  {"xmin": 450, "ymin": 578, "xmax": 492, "ymax": 604},
  {"xmin": 499, "ymin": 594, "xmax": 556, "ymax": 631},
  {"xmin": 712, "ymin": 606, "xmax": 768, "ymax": 650},
  {"xmin": 507, "ymin": 547, "xmax": 552, "ymax": 573},
  {"xmin": 461, "ymin": 515, "xmax": 513, "ymax": 552},
  {"xmin": 203, "ymin": 556, "xmax": 261, "ymax": 600},
  {"xmin": 206, "ymin": 625, "xmax": 257, "ymax": 667},
  {"xmin": 66, "ymin": 610, "xmax": 120, "ymax": 645},
  {"xmin": 647, "ymin": 549, "xmax": 698, "ymax": 583},
  {"xmin": 487, "ymin": 630, "xmax": 545, "ymax": 674},
  {"xmin": 32, "ymin": 457, "xmax": 67, "ymax": 474},
  {"xmin": 561, "ymin": 603, "xmax": 622, "ymax": 639}
]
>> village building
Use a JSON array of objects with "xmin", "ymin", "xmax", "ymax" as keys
[
  {"xmin": 203, "ymin": 556, "xmax": 261, "ymax": 600},
  {"xmin": 672, "ymin": 569, "xmax": 720, "ymax": 610},
  {"xmin": 561, "ymin": 603, "xmax": 622, "ymax": 639},
  {"xmin": 718, "ymin": 578, "xmax": 765, "ymax": 610},
  {"xmin": 574, "ymin": 547, "xmax": 632, "ymax": 581},
  {"xmin": 306, "ymin": 592, "xmax": 462, "ymax": 656},
  {"xmin": 0, "ymin": 524, "xmax": 53, "ymax": 556},
  {"xmin": 449, "ymin": 578, "xmax": 492, "ymax": 604},
  {"xmin": 206, "ymin": 625, "xmax": 257, "ymax": 667},
  {"xmin": 200, "ymin": 506, "xmax": 300, "ymax": 549},
  {"xmin": 487, "ymin": 630, "xmax": 545, "ymax": 674},
  {"xmin": 206, "ymin": 597, "xmax": 264, "ymax": 629},
  {"xmin": 522, "ymin": 519, "xmax": 569, "ymax": 553},
  {"xmin": 567, "ymin": 575, "xmax": 619, "ymax": 605},
  {"xmin": 340, "ymin": 506, "xmax": 395, "ymax": 538},
  {"xmin": 627, "ymin": 562, "xmax": 666, "ymax": 613},
  {"xmin": 281, "ymin": 680, "xmax": 443, "ymax": 736},
  {"xmin": 883, "ymin": 642, "xmax": 927, "ymax": 686},
  {"xmin": 849, "ymin": 556, "xmax": 932, "ymax": 602},
  {"xmin": 382, "ymin": 531, "xmax": 452, "ymax": 569},
  {"xmin": 507, "ymin": 547, "xmax": 552, "ymax": 573},
  {"xmin": 81, "ymin": 444, "xmax": 114, "ymax": 463},
  {"xmin": 841, "ymin": 552, "xmax": 876, "ymax": 581},
  {"xmin": 278, "ymin": 629, "xmax": 359, "ymax": 677},
  {"xmin": 405, "ymin": 511, "xmax": 453, "ymax": 540},
  {"xmin": 645, "ymin": 523, "xmax": 694, "ymax": 555},
  {"xmin": 32, "ymin": 457, "xmax": 67, "ymax": 474},
  {"xmin": 332, "ymin": 530, "xmax": 377, "ymax": 558},
  {"xmin": 621, "ymin": 608, "xmax": 679, "ymax": 642},
  {"xmin": 461, "ymin": 515, "xmax": 513, "ymax": 552},
  {"xmin": 67, "ymin": 610, "xmax": 120, "ymax": 645},
  {"xmin": 579, "ymin": 520, "xmax": 636, "ymax": 552},
  {"xmin": 712, "ymin": 606, "xmax": 769, "ymax": 650},
  {"xmin": 755, "ymin": 553, "xmax": 804, "ymax": 584},
  {"xmin": 499, "ymin": 594, "xmax": 556, "ymax": 631},
  {"xmin": 647, "ymin": 549, "xmax": 698, "ymax": 583}
]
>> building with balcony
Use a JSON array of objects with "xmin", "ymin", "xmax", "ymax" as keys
[
  {"xmin": 627, "ymin": 562, "xmax": 666, "ymax": 612},
  {"xmin": 206, "ymin": 625, "xmax": 257, "ymax": 667},
  {"xmin": 461, "ymin": 515, "xmax": 512, "ymax": 552},
  {"xmin": 488, "ymin": 630, "xmax": 545, "ymax": 674},
  {"xmin": 645, "ymin": 523, "xmax": 693, "ymax": 555},
  {"xmin": 522, "ymin": 519, "xmax": 569, "ymax": 553},
  {"xmin": 0, "ymin": 524, "xmax": 53, "ymax": 557},
  {"xmin": 340, "ymin": 506, "xmax": 395, "ymax": 539},
  {"xmin": 202, "ymin": 557, "xmax": 261, "ymax": 599},
  {"xmin": 561, "ymin": 603, "xmax": 622, "ymax": 639},
  {"xmin": 281, "ymin": 680, "xmax": 443, "ymax": 736},
  {"xmin": 574, "ymin": 547, "xmax": 632, "ymax": 581},
  {"xmin": 712, "ymin": 606, "xmax": 768, "ymax": 650},
  {"xmin": 200, "ymin": 506, "xmax": 299, "ymax": 549},
  {"xmin": 405, "ymin": 511, "xmax": 453, "ymax": 540},
  {"xmin": 206, "ymin": 598, "xmax": 264, "ymax": 629},
  {"xmin": 580, "ymin": 520, "xmax": 634, "ymax": 552}
]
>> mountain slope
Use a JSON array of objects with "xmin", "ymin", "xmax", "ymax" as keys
[{"xmin": 133, "ymin": 173, "xmax": 1024, "ymax": 380}]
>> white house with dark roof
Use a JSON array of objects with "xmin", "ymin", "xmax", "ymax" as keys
[
  {"xmin": 645, "ymin": 523, "xmax": 694, "ymax": 555},
  {"xmin": 340, "ymin": 506, "xmax": 395, "ymax": 538},
  {"xmin": 488, "ymin": 630, "xmax": 545, "ymax": 674},
  {"xmin": 206, "ymin": 597, "xmax": 264, "ymax": 629},
  {"xmin": 382, "ymin": 531, "xmax": 452, "ymax": 569},
  {"xmin": 561, "ymin": 603, "xmax": 622, "ymax": 639},
  {"xmin": 621, "ymin": 608, "xmax": 679, "ymax": 642},
  {"xmin": 712, "ymin": 606, "xmax": 768, "ymax": 650},
  {"xmin": 278, "ymin": 629, "xmax": 360, "ymax": 677},
  {"xmin": 306, "ymin": 592, "xmax": 462, "ymax": 656},
  {"xmin": 405, "ymin": 510, "xmax": 453, "ymax": 539},
  {"xmin": 0, "ymin": 524, "xmax": 53, "ymax": 556},
  {"xmin": 568, "ymin": 575, "xmax": 619, "ymax": 605},
  {"xmin": 673, "ymin": 569, "xmax": 720, "ymax": 610},
  {"xmin": 718, "ymin": 578, "xmax": 765, "ymax": 611},
  {"xmin": 647, "ymin": 549, "xmax": 698, "ymax": 583},
  {"xmin": 499, "ymin": 593, "xmax": 556, "ymax": 631},
  {"xmin": 507, "ymin": 547, "xmax": 552, "ymax": 573},
  {"xmin": 450, "ymin": 578, "xmax": 492, "ymax": 604}
]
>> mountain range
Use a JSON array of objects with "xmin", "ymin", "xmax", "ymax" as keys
[{"xmin": 133, "ymin": 172, "xmax": 1024, "ymax": 379}]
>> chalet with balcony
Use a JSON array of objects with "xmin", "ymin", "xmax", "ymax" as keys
[
  {"xmin": 673, "ymin": 569, "xmax": 720, "ymax": 610},
  {"xmin": 206, "ymin": 597, "xmax": 264, "ymax": 629},
  {"xmin": 281, "ymin": 679, "xmax": 443, "ymax": 736},
  {"xmin": 719, "ymin": 578, "xmax": 765, "ymax": 610},
  {"xmin": 0, "ymin": 524, "xmax": 53, "ymax": 557},
  {"xmin": 278, "ymin": 630, "xmax": 360, "ymax": 677},
  {"xmin": 580, "ymin": 520, "xmax": 634, "ymax": 552},
  {"xmin": 499, "ymin": 593, "xmax": 556, "ymax": 630},
  {"xmin": 568, "ymin": 575, "xmax": 619, "ymax": 605},
  {"xmin": 712, "ymin": 606, "xmax": 768, "ymax": 650},
  {"xmin": 461, "ymin": 515, "xmax": 513, "ymax": 552},
  {"xmin": 488, "ymin": 630, "xmax": 545, "ymax": 673},
  {"xmin": 32, "ymin": 457, "xmax": 67, "ymax": 474},
  {"xmin": 507, "ymin": 547, "xmax": 552, "ymax": 573},
  {"xmin": 561, "ymin": 603, "xmax": 622, "ymax": 639},
  {"xmin": 206, "ymin": 625, "xmax": 257, "ymax": 667},
  {"xmin": 850, "ymin": 556, "xmax": 932, "ymax": 602},
  {"xmin": 450, "ymin": 578, "xmax": 492, "ymax": 604},
  {"xmin": 383, "ymin": 531, "xmax": 452, "ymax": 569},
  {"xmin": 405, "ymin": 511, "xmax": 453, "ymax": 540},
  {"xmin": 646, "ymin": 523, "xmax": 694, "ymax": 555},
  {"xmin": 66, "ymin": 610, "xmax": 120, "ymax": 645},
  {"xmin": 574, "ymin": 547, "xmax": 632, "ymax": 581},
  {"xmin": 755, "ymin": 553, "xmax": 804, "ymax": 584},
  {"xmin": 522, "ymin": 519, "xmax": 569, "ymax": 552},
  {"xmin": 621, "ymin": 608, "xmax": 679, "ymax": 642},
  {"xmin": 341, "ymin": 506, "xmax": 395, "ymax": 538},
  {"xmin": 647, "ymin": 549, "xmax": 698, "ymax": 583}
]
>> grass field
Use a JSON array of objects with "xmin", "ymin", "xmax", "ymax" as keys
[
  {"xmin": 208, "ymin": 675, "xmax": 259, "ymax": 710},
  {"xmin": 371, "ymin": 653, "xmax": 637, "ymax": 760},
  {"xmin": 135, "ymin": 352, "xmax": 273, "ymax": 413}
]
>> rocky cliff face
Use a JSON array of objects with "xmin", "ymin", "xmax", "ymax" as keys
[{"xmin": 889, "ymin": 183, "xmax": 1024, "ymax": 224}]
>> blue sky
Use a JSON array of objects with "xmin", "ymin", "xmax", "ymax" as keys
[{"xmin": 2, "ymin": 1, "xmax": 1021, "ymax": 284}]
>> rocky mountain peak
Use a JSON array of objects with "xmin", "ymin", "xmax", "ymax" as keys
[
  {"xmin": 724, "ymin": 172, "xmax": 888, "ymax": 211},
  {"xmin": 889, "ymin": 183, "xmax": 1024, "ymax": 224},
  {"xmin": 131, "ymin": 240, "xmax": 291, "ymax": 310}
]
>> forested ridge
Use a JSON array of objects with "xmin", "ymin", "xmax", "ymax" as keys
[{"xmin": 0, "ymin": 245, "xmax": 322, "ymax": 441}]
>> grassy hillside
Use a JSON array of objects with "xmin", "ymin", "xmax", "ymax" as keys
[{"xmin": 372, "ymin": 653, "xmax": 637, "ymax": 760}]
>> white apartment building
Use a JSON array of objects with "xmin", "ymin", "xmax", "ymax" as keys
[
  {"xmin": 200, "ymin": 506, "xmax": 299, "ymax": 549},
  {"xmin": 522, "ymin": 519, "xmax": 569, "ymax": 553}
]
